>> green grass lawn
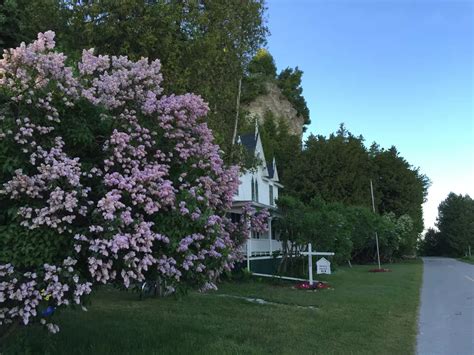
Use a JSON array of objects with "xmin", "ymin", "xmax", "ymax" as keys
[
  {"xmin": 459, "ymin": 256, "xmax": 474, "ymax": 265},
  {"xmin": 2, "ymin": 260, "xmax": 422, "ymax": 355}
]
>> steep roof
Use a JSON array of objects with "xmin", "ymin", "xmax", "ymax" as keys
[
  {"xmin": 239, "ymin": 133, "xmax": 258, "ymax": 153},
  {"xmin": 237, "ymin": 131, "xmax": 281, "ymax": 181}
]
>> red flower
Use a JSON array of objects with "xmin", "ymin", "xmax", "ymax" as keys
[
  {"xmin": 369, "ymin": 268, "xmax": 391, "ymax": 273},
  {"xmin": 295, "ymin": 281, "xmax": 330, "ymax": 290}
]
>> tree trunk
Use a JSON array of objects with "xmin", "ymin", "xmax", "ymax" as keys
[
  {"xmin": 289, "ymin": 243, "xmax": 296, "ymax": 271},
  {"xmin": 230, "ymin": 77, "xmax": 242, "ymax": 157},
  {"xmin": 278, "ymin": 239, "xmax": 289, "ymax": 274}
]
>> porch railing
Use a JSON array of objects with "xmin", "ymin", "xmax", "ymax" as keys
[{"xmin": 241, "ymin": 238, "xmax": 283, "ymax": 257}]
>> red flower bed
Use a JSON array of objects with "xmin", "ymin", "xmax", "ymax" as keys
[
  {"xmin": 369, "ymin": 268, "xmax": 392, "ymax": 273},
  {"xmin": 295, "ymin": 281, "xmax": 330, "ymax": 290}
]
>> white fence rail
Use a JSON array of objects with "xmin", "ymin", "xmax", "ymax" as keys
[{"xmin": 246, "ymin": 242, "xmax": 335, "ymax": 286}]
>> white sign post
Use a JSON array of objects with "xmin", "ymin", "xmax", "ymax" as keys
[
  {"xmin": 301, "ymin": 243, "xmax": 334, "ymax": 285},
  {"xmin": 308, "ymin": 243, "xmax": 314, "ymax": 285}
]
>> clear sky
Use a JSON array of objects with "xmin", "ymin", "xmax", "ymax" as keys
[{"xmin": 266, "ymin": 0, "xmax": 474, "ymax": 231}]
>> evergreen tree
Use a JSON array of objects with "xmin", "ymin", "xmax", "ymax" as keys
[
  {"xmin": 436, "ymin": 193, "xmax": 474, "ymax": 256},
  {"xmin": 258, "ymin": 112, "xmax": 302, "ymax": 184},
  {"xmin": 370, "ymin": 145, "xmax": 430, "ymax": 253},
  {"xmin": 248, "ymin": 48, "xmax": 277, "ymax": 77},
  {"xmin": 285, "ymin": 124, "xmax": 428, "ymax": 255},
  {"xmin": 286, "ymin": 125, "xmax": 373, "ymax": 207},
  {"xmin": 418, "ymin": 228, "xmax": 443, "ymax": 256},
  {"xmin": 241, "ymin": 48, "xmax": 277, "ymax": 103},
  {"xmin": 277, "ymin": 66, "xmax": 310, "ymax": 125}
]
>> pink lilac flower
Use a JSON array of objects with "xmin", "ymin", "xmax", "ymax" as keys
[{"xmin": 0, "ymin": 32, "xmax": 269, "ymax": 333}]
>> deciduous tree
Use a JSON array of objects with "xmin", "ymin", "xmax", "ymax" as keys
[{"xmin": 0, "ymin": 0, "xmax": 269, "ymax": 154}]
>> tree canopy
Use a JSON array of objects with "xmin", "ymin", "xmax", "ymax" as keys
[
  {"xmin": 277, "ymin": 67, "xmax": 310, "ymax": 125},
  {"xmin": 276, "ymin": 196, "xmax": 415, "ymax": 266},
  {"xmin": 287, "ymin": 126, "xmax": 373, "ymax": 207},
  {"xmin": 257, "ymin": 111, "xmax": 302, "ymax": 183},
  {"xmin": 419, "ymin": 193, "xmax": 474, "ymax": 256},
  {"xmin": 0, "ymin": 0, "xmax": 269, "ymax": 155},
  {"xmin": 282, "ymin": 124, "xmax": 429, "ymax": 256}
]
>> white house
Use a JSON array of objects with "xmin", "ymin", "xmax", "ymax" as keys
[{"xmin": 230, "ymin": 125, "xmax": 284, "ymax": 257}]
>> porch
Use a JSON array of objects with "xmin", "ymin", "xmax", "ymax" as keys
[
  {"xmin": 242, "ymin": 237, "xmax": 284, "ymax": 257},
  {"xmin": 229, "ymin": 202, "xmax": 283, "ymax": 258}
]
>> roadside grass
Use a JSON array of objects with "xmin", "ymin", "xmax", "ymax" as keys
[
  {"xmin": 2, "ymin": 260, "xmax": 422, "ymax": 355},
  {"xmin": 458, "ymin": 256, "xmax": 474, "ymax": 265}
]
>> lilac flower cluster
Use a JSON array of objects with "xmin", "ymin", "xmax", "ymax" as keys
[
  {"xmin": 79, "ymin": 48, "xmax": 163, "ymax": 111},
  {"xmin": 0, "ymin": 32, "xmax": 269, "ymax": 332},
  {"xmin": 4, "ymin": 137, "xmax": 88, "ymax": 233},
  {"xmin": 0, "ymin": 259, "xmax": 91, "ymax": 333},
  {"xmin": 227, "ymin": 204, "xmax": 270, "ymax": 261},
  {"xmin": 247, "ymin": 205, "xmax": 270, "ymax": 234}
]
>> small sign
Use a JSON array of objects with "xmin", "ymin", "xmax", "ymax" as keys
[{"xmin": 316, "ymin": 257, "xmax": 331, "ymax": 275}]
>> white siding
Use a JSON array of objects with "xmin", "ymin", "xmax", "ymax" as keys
[
  {"xmin": 232, "ymin": 130, "xmax": 280, "ymax": 209},
  {"xmin": 233, "ymin": 170, "xmax": 279, "ymax": 207},
  {"xmin": 236, "ymin": 173, "xmax": 252, "ymax": 201}
]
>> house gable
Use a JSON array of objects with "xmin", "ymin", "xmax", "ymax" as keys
[{"xmin": 233, "ymin": 125, "xmax": 282, "ymax": 208}]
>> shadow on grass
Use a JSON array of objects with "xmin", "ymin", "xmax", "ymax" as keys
[{"xmin": 2, "ymin": 260, "xmax": 423, "ymax": 355}]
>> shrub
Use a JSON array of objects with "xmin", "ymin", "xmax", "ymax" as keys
[{"xmin": 0, "ymin": 32, "xmax": 268, "ymax": 333}]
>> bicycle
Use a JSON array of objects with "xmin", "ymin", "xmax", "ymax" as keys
[{"xmin": 139, "ymin": 280, "xmax": 158, "ymax": 300}]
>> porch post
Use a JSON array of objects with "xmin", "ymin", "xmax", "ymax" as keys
[
  {"xmin": 246, "ymin": 235, "xmax": 251, "ymax": 271},
  {"xmin": 268, "ymin": 218, "xmax": 272, "ymax": 255}
]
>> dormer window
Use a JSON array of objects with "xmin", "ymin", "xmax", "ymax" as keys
[
  {"xmin": 251, "ymin": 177, "xmax": 259, "ymax": 202},
  {"xmin": 269, "ymin": 185, "xmax": 274, "ymax": 205}
]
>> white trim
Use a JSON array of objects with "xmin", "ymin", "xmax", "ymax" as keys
[
  {"xmin": 246, "ymin": 243, "xmax": 335, "ymax": 286},
  {"xmin": 251, "ymin": 273, "xmax": 309, "ymax": 282},
  {"xmin": 246, "ymin": 238, "xmax": 251, "ymax": 271},
  {"xmin": 247, "ymin": 255, "xmax": 283, "ymax": 261},
  {"xmin": 300, "ymin": 252, "xmax": 335, "ymax": 256},
  {"xmin": 308, "ymin": 243, "xmax": 313, "ymax": 285}
]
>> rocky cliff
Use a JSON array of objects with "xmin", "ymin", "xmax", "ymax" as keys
[{"xmin": 244, "ymin": 82, "xmax": 306, "ymax": 136}]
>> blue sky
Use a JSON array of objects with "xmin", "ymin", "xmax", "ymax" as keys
[{"xmin": 266, "ymin": 0, "xmax": 473, "ymax": 230}]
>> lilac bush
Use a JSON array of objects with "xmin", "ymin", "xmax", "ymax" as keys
[{"xmin": 0, "ymin": 32, "xmax": 268, "ymax": 332}]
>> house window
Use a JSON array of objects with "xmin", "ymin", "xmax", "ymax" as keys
[
  {"xmin": 251, "ymin": 177, "xmax": 255, "ymax": 201},
  {"xmin": 269, "ymin": 185, "xmax": 274, "ymax": 205},
  {"xmin": 251, "ymin": 177, "xmax": 259, "ymax": 202},
  {"xmin": 255, "ymin": 179, "xmax": 259, "ymax": 202}
]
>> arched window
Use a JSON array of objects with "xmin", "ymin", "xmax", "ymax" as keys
[
  {"xmin": 251, "ymin": 177, "xmax": 255, "ymax": 201},
  {"xmin": 255, "ymin": 180, "xmax": 259, "ymax": 202}
]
